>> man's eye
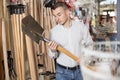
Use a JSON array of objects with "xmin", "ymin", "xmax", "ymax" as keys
[{"xmin": 58, "ymin": 13, "xmax": 61, "ymax": 16}]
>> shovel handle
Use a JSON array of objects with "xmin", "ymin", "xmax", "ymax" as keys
[
  {"xmin": 57, "ymin": 46, "xmax": 79, "ymax": 61},
  {"xmin": 43, "ymin": 37, "xmax": 50, "ymax": 42}
]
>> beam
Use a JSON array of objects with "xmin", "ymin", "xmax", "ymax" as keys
[{"xmin": 117, "ymin": 0, "xmax": 120, "ymax": 41}]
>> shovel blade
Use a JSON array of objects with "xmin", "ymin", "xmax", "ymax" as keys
[{"xmin": 22, "ymin": 15, "xmax": 44, "ymax": 44}]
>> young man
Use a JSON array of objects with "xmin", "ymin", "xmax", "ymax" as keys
[{"xmin": 48, "ymin": 2, "xmax": 93, "ymax": 80}]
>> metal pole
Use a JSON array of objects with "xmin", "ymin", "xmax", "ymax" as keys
[
  {"xmin": 98, "ymin": 0, "xmax": 100, "ymax": 16},
  {"xmin": 117, "ymin": 0, "xmax": 120, "ymax": 41}
]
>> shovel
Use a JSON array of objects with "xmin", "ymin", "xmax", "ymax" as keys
[{"xmin": 22, "ymin": 15, "xmax": 79, "ymax": 61}]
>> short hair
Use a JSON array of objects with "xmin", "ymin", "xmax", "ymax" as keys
[{"xmin": 51, "ymin": 2, "xmax": 69, "ymax": 10}]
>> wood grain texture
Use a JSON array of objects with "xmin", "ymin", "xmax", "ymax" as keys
[
  {"xmin": 57, "ymin": 46, "xmax": 79, "ymax": 61},
  {"xmin": 0, "ymin": 18, "xmax": 3, "ymax": 80},
  {"xmin": 0, "ymin": 0, "xmax": 2, "ymax": 18},
  {"xmin": 2, "ymin": 19, "xmax": 10, "ymax": 80},
  {"xmin": 25, "ymin": 36, "xmax": 37, "ymax": 80}
]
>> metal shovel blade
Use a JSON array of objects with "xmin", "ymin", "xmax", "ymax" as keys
[{"xmin": 22, "ymin": 15, "xmax": 44, "ymax": 44}]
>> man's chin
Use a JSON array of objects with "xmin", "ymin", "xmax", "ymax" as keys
[
  {"xmin": 58, "ymin": 23, "xmax": 62, "ymax": 25},
  {"xmin": 58, "ymin": 22, "xmax": 64, "ymax": 25}
]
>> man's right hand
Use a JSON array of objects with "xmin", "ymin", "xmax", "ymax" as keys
[{"xmin": 48, "ymin": 41, "xmax": 58, "ymax": 52}]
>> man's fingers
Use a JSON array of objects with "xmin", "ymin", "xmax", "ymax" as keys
[{"xmin": 48, "ymin": 41, "xmax": 58, "ymax": 52}]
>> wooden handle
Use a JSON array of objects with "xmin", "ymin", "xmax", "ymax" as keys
[
  {"xmin": 2, "ymin": 19, "xmax": 10, "ymax": 80},
  {"xmin": 57, "ymin": 45, "xmax": 79, "ymax": 61}
]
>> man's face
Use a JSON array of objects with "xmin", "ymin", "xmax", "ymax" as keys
[{"xmin": 52, "ymin": 7, "xmax": 69, "ymax": 25}]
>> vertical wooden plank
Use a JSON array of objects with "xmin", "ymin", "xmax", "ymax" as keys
[
  {"xmin": 33, "ymin": 0, "xmax": 37, "ymax": 20},
  {"xmin": 15, "ymin": 14, "xmax": 22, "ymax": 80},
  {"xmin": 29, "ymin": 0, "xmax": 33, "ymax": 16},
  {"xmin": 19, "ymin": 13, "xmax": 26, "ymax": 80},
  {"xmin": 33, "ymin": 1, "xmax": 39, "ymax": 79},
  {"xmin": 3, "ymin": 0, "xmax": 11, "ymax": 51},
  {"xmin": 2, "ymin": 19, "xmax": 10, "ymax": 80},
  {"xmin": 11, "ymin": 14, "xmax": 21, "ymax": 80},
  {"xmin": 0, "ymin": 18, "xmax": 3, "ymax": 80},
  {"xmin": 0, "ymin": 0, "xmax": 2, "ymax": 18},
  {"xmin": 25, "ymin": 37, "xmax": 37, "ymax": 80}
]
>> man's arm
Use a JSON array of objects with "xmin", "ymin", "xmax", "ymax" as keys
[{"xmin": 82, "ymin": 25, "xmax": 93, "ymax": 47}]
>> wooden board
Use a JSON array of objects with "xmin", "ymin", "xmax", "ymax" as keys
[
  {"xmin": 0, "ymin": 4, "xmax": 3, "ymax": 80},
  {"xmin": 0, "ymin": 18, "xmax": 3, "ymax": 80},
  {"xmin": 2, "ymin": 19, "xmax": 10, "ymax": 80},
  {"xmin": 0, "ymin": 0, "xmax": 2, "ymax": 18}
]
